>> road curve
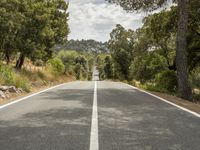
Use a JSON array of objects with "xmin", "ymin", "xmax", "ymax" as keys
[{"xmin": 0, "ymin": 81, "xmax": 199, "ymax": 150}]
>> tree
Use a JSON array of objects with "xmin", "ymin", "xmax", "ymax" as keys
[
  {"xmin": 104, "ymin": 55, "xmax": 113, "ymax": 79},
  {"xmin": 75, "ymin": 55, "xmax": 88, "ymax": 79},
  {"xmin": 13, "ymin": 0, "xmax": 69, "ymax": 69},
  {"xmin": 108, "ymin": 24, "xmax": 134, "ymax": 80},
  {"xmin": 106, "ymin": 0, "xmax": 193, "ymax": 100},
  {"xmin": 129, "ymin": 52, "xmax": 168, "ymax": 83},
  {"xmin": 57, "ymin": 50, "xmax": 78, "ymax": 73},
  {"xmin": 0, "ymin": 0, "xmax": 24, "ymax": 64},
  {"xmin": 143, "ymin": 8, "xmax": 177, "ymax": 71}
]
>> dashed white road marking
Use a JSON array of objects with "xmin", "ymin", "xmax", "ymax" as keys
[{"xmin": 89, "ymin": 81, "xmax": 99, "ymax": 150}]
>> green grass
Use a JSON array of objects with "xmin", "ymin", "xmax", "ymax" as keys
[{"xmin": 0, "ymin": 64, "xmax": 30, "ymax": 92}]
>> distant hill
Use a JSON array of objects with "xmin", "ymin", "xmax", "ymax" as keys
[{"xmin": 55, "ymin": 39, "xmax": 109, "ymax": 53}]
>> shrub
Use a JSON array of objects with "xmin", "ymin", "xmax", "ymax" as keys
[
  {"xmin": 129, "ymin": 53, "xmax": 168, "ymax": 83},
  {"xmin": 0, "ymin": 64, "xmax": 15, "ymax": 85},
  {"xmin": 0, "ymin": 64, "xmax": 30, "ymax": 91},
  {"xmin": 87, "ymin": 71, "xmax": 93, "ymax": 81},
  {"xmin": 155, "ymin": 70, "xmax": 177, "ymax": 92},
  {"xmin": 14, "ymin": 75, "xmax": 30, "ymax": 92},
  {"xmin": 37, "ymin": 71, "xmax": 46, "ymax": 79},
  {"xmin": 47, "ymin": 58, "xmax": 65, "ymax": 75},
  {"xmin": 129, "ymin": 80, "xmax": 137, "ymax": 86},
  {"xmin": 191, "ymin": 69, "xmax": 200, "ymax": 89},
  {"xmin": 34, "ymin": 59, "xmax": 44, "ymax": 66}
]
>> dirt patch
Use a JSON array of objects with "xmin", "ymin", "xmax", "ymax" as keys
[{"xmin": 150, "ymin": 91, "xmax": 200, "ymax": 114}]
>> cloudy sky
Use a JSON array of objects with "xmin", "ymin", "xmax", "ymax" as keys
[{"xmin": 68, "ymin": 0, "xmax": 146, "ymax": 42}]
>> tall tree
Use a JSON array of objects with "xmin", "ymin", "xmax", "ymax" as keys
[
  {"xmin": 106, "ymin": 0, "xmax": 193, "ymax": 100},
  {"xmin": 108, "ymin": 24, "xmax": 134, "ymax": 80},
  {"xmin": 14, "ymin": 0, "xmax": 69, "ymax": 69},
  {"xmin": 0, "ymin": 0, "xmax": 24, "ymax": 64}
]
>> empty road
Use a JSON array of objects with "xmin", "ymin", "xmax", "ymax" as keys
[{"xmin": 0, "ymin": 71, "xmax": 200, "ymax": 150}]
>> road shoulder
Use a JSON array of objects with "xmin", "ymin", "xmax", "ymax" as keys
[
  {"xmin": 123, "ymin": 82, "xmax": 200, "ymax": 117},
  {"xmin": 0, "ymin": 78, "xmax": 75, "ymax": 106}
]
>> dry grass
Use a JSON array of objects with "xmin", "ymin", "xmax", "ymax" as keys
[
  {"xmin": 0, "ymin": 74, "xmax": 75, "ymax": 105},
  {"xmin": 0, "ymin": 59, "xmax": 76, "ymax": 105}
]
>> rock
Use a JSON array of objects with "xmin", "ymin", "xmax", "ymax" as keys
[
  {"xmin": 0, "ymin": 86, "xmax": 9, "ymax": 91},
  {"xmin": 5, "ymin": 90, "xmax": 10, "ymax": 95},
  {"xmin": 0, "ymin": 86, "xmax": 18, "ymax": 93},
  {"xmin": 0, "ymin": 90, "xmax": 6, "ymax": 98},
  {"xmin": 17, "ymin": 88, "xmax": 24, "ymax": 93},
  {"xmin": 8, "ymin": 86, "xmax": 17, "ymax": 93}
]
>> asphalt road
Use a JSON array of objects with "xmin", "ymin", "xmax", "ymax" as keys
[{"xmin": 0, "ymin": 76, "xmax": 200, "ymax": 149}]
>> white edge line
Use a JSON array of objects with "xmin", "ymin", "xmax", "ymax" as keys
[
  {"xmin": 122, "ymin": 82, "xmax": 200, "ymax": 118},
  {"xmin": 0, "ymin": 81, "xmax": 74, "ymax": 110}
]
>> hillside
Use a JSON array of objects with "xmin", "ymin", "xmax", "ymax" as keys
[{"xmin": 55, "ymin": 39, "xmax": 109, "ymax": 53}]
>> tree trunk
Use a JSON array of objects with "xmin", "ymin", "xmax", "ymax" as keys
[
  {"xmin": 15, "ymin": 54, "xmax": 25, "ymax": 69},
  {"xmin": 176, "ymin": 0, "xmax": 192, "ymax": 100},
  {"xmin": 5, "ymin": 52, "xmax": 10, "ymax": 65}
]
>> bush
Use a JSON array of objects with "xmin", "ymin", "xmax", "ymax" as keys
[
  {"xmin": 0, "ymin": 64, "xmax": 15, "ymax": 85},
  {"xmin": 14, "ymin": 75, "xmax": 30, "ymax": 92},
  {"xmin": 47, "ymin": 58, "xmax": 65, "ymax": 75},
  {"xmin": 129, "ymin": 53, "xmax": 168, "ymax": 83},
  {"xmin": 0, "ymin": 64, "xmax": 30, "ymax": 91},
  {"xmin": 34, "ymin": 59, "xmax": 44, "ymax": 66},
  {"xmin": 155, "ymin": 70, "xmax": 177, "ymax": 92},
  {"xmin": 87, "ymin": 71, "xmax": 92, "ymax": 81},
  {"xmin": 191, "ymin": 69, "xmax": 200, "ymax": 89},
  {"xmin": 129, "ymin": 80, "xmax": 137, "ymax": 86},
  {"xmin": 37, "ymin": 71, "xmax": 46, "ymax": 79}
]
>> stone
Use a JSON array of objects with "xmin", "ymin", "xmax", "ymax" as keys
[
  {"xmin": 0, "ymin": 90, "xmax": 6, "ymax": 98},
  {"xmin": 8, "ymin": 86, "xmax": 17, "ymax": 93},
  {"xmin": 0, "ymin": 86, "xmax": 9, "ymax": 91},
  {"xmin": 17, "ymin": 88, "xmax": 24, "ymax": 93}
]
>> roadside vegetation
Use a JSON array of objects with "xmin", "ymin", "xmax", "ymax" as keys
[
  {"xmin": 0, "ymin": 0, "xmax": 68, "ymax": 95},
  {"xmin": 0, "ymin": 0, "xmax": 94, "ymax": 99},
  {"xmin": 0, "ymin": 50, "xmax": 94, "ymax": 92},
  {"xmin": 97, "ymin": 1, "xmax": 200, "ymax": 102}
]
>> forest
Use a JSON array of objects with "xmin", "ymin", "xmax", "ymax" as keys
[
  {"xmin": 0, "ymin": 0, "xmax": 94, "ymax": 94},
  {"xmin": 0, "ymin": 0, "xmax": 199, "ymax": 102},
  {"xmin": 97, "ymin": 0, "xmax": 200, "ymax": 102}
]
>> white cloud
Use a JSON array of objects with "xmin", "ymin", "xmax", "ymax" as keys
[{"xmin": 68, "ymin": 0, "xmax": 145, "ymax": 42}]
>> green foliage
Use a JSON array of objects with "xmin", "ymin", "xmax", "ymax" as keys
[
  {"xmin": 106, "ymin": 0, "xmax": 168, "ymax": 11},
  {"xmin": 75, "ymin": 55, "xmax": 88, "ymax": 80},
  {"xmin": 57, "ymin": 50, "xmax": 78, "ymax": 74},
  {"xmin": 0, "ymin": 63, "xmax": 30, "ymax": 91},
  {"xmin": 96, "ymin": 54, "xmax": 114, "ymax": 80},
  {"xmin": 154, "ymin": 70, "xmax": 177, "ymax": 93},
  {"xmin": 57, "ymin": 50, "xmax": 94, "ymax": 80},
  {"xmin": 0, "ymin": 0, "xmax": 69, "ymax": 69},
  {"xmin": 14, "ymin": 75, "xmax": 30, "ymax": 92},
  {"xmin": 56, "ymin": 39, "xmax": 109, "ymax": 53},
  {"xmin": 107, "ymin": 0, "xmax": 197, "ymax": 100},
  {"xmin": 104, "ymin": 55, "xmax": 113, "ymax": 79},
  {"xmin": 47, "ymin": 58, "xmax": 65, "ymax": 75},
  {"xmin": 0, "ymin": 64, "xmax": 15, "ymax": 85},
  {"xmin": 191, "ymin": 68, "xmax": 200, "ymax": 89},
  {"xmin": 108, "ymin": 24, "xmax": 134, "ymax": 80},
  {"xmin": 34, "ymin": 59, "xmax": 44, "ymax": 66},
  {"xmin": 129, "ymin": 53, "xmax": 168, "ymax": 83}
]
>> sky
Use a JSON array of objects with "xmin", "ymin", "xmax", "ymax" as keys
[{"xmin": 68, "ymin": 0, "xmax": 146, "ymax": 42}]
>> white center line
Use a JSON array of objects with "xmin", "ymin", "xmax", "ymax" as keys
[{"xmin": 89, "ymin": 81, "xmax": 99, "ymax": 150}]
